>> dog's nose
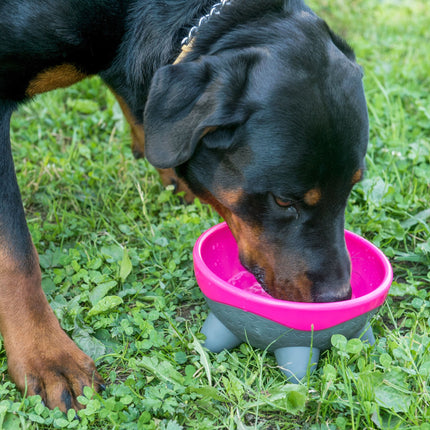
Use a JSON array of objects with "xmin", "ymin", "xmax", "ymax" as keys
[{"xmin": 312, "ymin": 284, "xmax": 352, "ymax": 303}]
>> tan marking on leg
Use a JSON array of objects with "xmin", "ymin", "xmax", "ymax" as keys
[
  {"xmin": 351, "ymin": 168, "xmax": 364, "ymax": 185},
  {"xmin": 109, "ymin": 89, "xmax": 196, "ymax": 202},
  {"xmin": 157, "ymin": 167, "xmax": 196, "ymax": 203},
  {"xmin": 304, "ymin": 188, "xmax": 321, "ymax": 206},
  {"xmin": 26, "ymin": 64, "xmax": 88, "ymax": 97},
  {"xmin": 0, "ymin": 247, "xmax": 103, "ymax": 412},
  {"xmin": 110, "ymin": 90, "xmax": 146, "ymax": 158}
]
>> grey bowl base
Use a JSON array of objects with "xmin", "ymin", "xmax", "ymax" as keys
[{"xmin": 201, "ymin": 304, "xmax": 376, "ymax": 383}]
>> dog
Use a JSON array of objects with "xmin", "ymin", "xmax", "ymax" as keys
[{"xmin": 0, "ymin": 0, "xmax": 369, "ymax": 412}]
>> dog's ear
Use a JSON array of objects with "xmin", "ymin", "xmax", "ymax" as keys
[{"xmin": 144, "ymin": 54, "xmax": 256, "ymax": 169}]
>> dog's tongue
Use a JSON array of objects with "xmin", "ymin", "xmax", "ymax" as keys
[{"xmin": 228, "ymin": 271, "xmax": 271, "ymax": 298}]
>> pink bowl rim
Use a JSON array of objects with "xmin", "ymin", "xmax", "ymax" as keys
[{"xmin": 193, "ymin": 222, "xmax": 393, "ymax": 330}]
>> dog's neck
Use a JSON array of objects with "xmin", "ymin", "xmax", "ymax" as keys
[
  {"xmin": 174, "ymin": 1, "xmax": 233, "ymax": 65},
  {"xmin": 181, "ymin": 1, "xmax": 232, "ymax": 47}
]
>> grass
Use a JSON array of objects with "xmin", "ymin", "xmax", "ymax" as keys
[{"xmin": 1, "ymin": 0, "xmax": 429, "ymax": 428}]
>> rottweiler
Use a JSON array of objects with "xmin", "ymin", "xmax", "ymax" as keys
[{"xmin": 0, "ymin": 0, "xmax": 369, "ymax": 412}]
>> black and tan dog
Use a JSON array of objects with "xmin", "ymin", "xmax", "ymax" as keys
[{"xmin": 0, "ymin": 0, "xmax": 369, "ymax": 411}]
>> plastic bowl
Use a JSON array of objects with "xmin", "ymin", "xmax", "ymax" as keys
[{"xmin": 194, "ymin": 222, "xmax": 392, "ymax": 331}]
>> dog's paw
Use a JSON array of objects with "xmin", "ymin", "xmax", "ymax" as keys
[{"xmin": 6, "ymin": 323, "xmax": 104, "ymax": 412}]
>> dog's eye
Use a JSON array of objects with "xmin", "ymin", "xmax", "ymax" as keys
[
  {"xmin": 274, "ymin": 196, "xmax": 294, "ymax": 208},
  {"xmin": 273, "ymin": 195, "xmax": 300, "ymax": 218}
]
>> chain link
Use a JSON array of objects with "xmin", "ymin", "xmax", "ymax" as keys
[{"xmin": 181, "ymin": 0, "xmax": 232, "ymax": 46}]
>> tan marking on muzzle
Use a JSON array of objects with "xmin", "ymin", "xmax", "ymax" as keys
[
  {"xmin": 215, "ymin": 188, "xmax": 244, "ymax": 208},
  {"xmin": 198, "ymin": 189, "xmax": 314, "ymax": 301}
]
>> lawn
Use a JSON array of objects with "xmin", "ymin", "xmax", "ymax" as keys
[{"xmin": 1, "ymin": 0, "xmax": 429, "ymax": 428}]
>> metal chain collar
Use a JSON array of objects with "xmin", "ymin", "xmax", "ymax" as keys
[{"xmin": 181, "ymin": 0, "xmax": 232, "ymax": 46}]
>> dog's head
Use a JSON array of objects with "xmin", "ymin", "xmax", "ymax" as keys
[{"xmin": 144, "ymin": 4, "xmax": 368, "ymax": 302}]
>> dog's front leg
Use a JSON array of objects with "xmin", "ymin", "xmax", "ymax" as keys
[
  {"xmin": 108, "ymin": 89, "xmax": 196, "ymax": 202},
  {"xmin": 0, "ymin": 102, "xmax": 104, "ymax": 412}
]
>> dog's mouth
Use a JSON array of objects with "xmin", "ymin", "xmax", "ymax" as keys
[
  {"xmin": 246, "ymin": 265, "xmax": 270, "ymax": 294},
  {"xmin": 254, "ymin": 270, "xmax": 270, "ymax": 294},
  {"xmin": 243, "ymin": 262, "xmax": 315, "ymax": 302},
  {"xmin": 238, "ymin": 250, "xmax": 312, "ymax": 302}
]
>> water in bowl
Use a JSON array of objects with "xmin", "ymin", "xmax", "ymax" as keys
[{"xmin": 228, "ymin": 271, "xmax": 272, "ymax": 298}]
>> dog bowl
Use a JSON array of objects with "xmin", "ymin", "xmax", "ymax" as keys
[{"xmin": 193, "ymin": 222, "xmax": 393, "ymax": 381}]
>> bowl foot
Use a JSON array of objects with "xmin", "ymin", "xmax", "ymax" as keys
[
  {"xmin": 201, "ymin": 312, "xmax": 242, "ymax": 353},
  {"xmin": 354, "ymin": 324, "xmax": 375, "ymax": 345},
  {"xmin": 274, "ymin": 346, "xmax": 320, "ymax": 383}
]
